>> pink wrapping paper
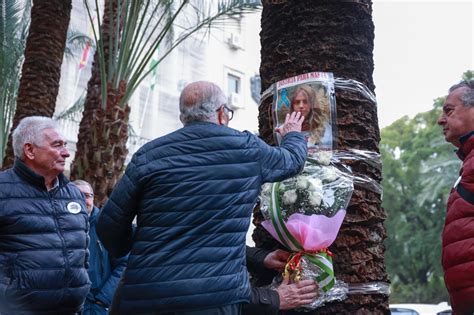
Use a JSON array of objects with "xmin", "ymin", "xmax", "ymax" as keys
[{"xmin": 262, "ymin": 210, "xmax": 346, "ymax": 251}]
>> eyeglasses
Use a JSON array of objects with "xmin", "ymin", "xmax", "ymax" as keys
[{"xmin": 217, "ymin": 105, "xmax": 234, "ymax": 121}]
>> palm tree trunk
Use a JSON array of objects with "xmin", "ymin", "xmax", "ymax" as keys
[
  {"xmin": 254, "ymin": 1, "xmax": 389, "ymax": 313},
  {"xmin": 70, "ymin": 0, "xmax": 130, "ymax": 207},
  {"xmin": 2, "ymin": 0, "xmax": 72, "ymax": 168}
]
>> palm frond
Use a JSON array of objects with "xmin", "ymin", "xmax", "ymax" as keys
[
  {"xmin": 123, "ymin": 0, "xmax": 261, "ymax": 104},
  {"xmin": 83, "ymin": 0, "xmax": 107, "ymax": 108},
  {"xmin": 85, "ymin": 0, "xmax": 260, "ymax": 109},
  {"xmin": 0, "ymin": 0, "xmax": 23, "ymax": 44},
  {"xmin": 0, "ymin": 0, "xmax": 31, "ymax": 163},
  {"xmin": 54, "ymin": 92, "xmax": 87, "ymax": 121},
  {"xmin": 63, "ymin": 28, "xmax": 94, "ymax": 60}
]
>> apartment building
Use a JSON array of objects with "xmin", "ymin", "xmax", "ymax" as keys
[{"xmin": 55, "ymin": 0, "xmax": 262, "ymax": 166}]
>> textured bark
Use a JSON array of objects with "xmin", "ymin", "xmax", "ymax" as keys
[
  {"xmin": 70, "ymin": 0, "xmax": 130, "ymax": 207},
  {"xmin": 71, "ymin": 82, "xmax": 130, "ymax": 208},
  {"xmin": 254, "ymin": 0, "xmax": 389, "ymax": 313},
  {"xmin": 2, "ymin": 0, "xmax": 72, "ymax": 168}
]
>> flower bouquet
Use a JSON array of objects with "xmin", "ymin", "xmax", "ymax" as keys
[{"xmin": 260, "ymin": 151, "xmax": 353, "ymax": 308}]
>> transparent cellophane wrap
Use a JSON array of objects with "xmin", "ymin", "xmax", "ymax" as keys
[
  {"xmin": 269, "ymin": 259, "xmax": 349, "ymax": 309},
  {"xmin": 260, "ymin": 150, "xmax": 354, "ymax": 309},
  {"xmin": 258, "ymin": 73, "xmax": 387, "ymax": 306}
]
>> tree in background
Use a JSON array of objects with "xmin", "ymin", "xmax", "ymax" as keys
[
  {"xmin": 382, "ymin": 70, "xmax": 473, "ymax": 303},
  {"xmin": 0, "ymin": 0, "xmax": 30, "ymax": 164},
  {"xmin": 382, "ymin": 102, "xmax": 453, "ymax": 303},
  {"xmin": 70, "ymin": 0, "xmax": 261, "ymax": 207},
  {"xmin": 0, "ymin": 0, "xmax": 92, "ymax": 166},
  {"xmin": 2, "ymin": 0, "xmax": 73, "ymax": 168},
  {"xmin": 254, "ymin": 0, "xmax": 388, "ymax": 313}
]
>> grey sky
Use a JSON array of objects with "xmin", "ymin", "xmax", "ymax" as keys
[{"xmin": 373, "ymin": 0, "xmax": 473, "ymax": 127}]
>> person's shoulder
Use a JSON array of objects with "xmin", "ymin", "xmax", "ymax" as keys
[
  {"xmin": 129, "ymin": 130, "xmax": 183, "ymax": 167},
  {"xmin": 142, "ymin": 125, "xmax": 206, "ymax": 151},
  {"xmin": 0, "ymin": 167, "xmax": 12, "ymax": 177},
  {"xmin": 217, "ymin": 126, "xmax": 255, "ymax": 138},
  {"xmin": 185, "ymin": 122, "xmax": 244, "ymax": 137},
  {"xmin": 0, "ymin": 167, "xmax": 18, "ymax": 183},
  {"xmin": 60, "ymin": 180, "xmax": 86, "ymax": 199},
  {"xmin": 221, "ymin": 128, "xmax": 264, "ymax": 148},
  {"xmin": 136, "ymin": 124, "xmax": 248, "ymax": 151},
  {"xmin": 135, "ymin": 131, "xmax": 177, "ymax": 154},
  {"xmin": 89, "ymin": 206, "xmax": 101, "ymax": 221}
]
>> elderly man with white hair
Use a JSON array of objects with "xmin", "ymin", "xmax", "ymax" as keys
[
  {"xmin": 437, "ymin": 80, "xmax": 474, "ymax": 314},
  {"xmin": 0, "ymin": 116, "xmax": 90, "ymax": 315},
  {"xmin": 98, "ymin": 81, "xmax": 315, "ymax": 315}
]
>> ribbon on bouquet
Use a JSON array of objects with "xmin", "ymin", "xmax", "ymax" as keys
[
  {"xmin": 306, "ymin": 250, "xmax": 335, "ymax": 292},
  {"xmin": 283, "ymin": 249, "xmax": 335, "ymax": 292},
  {"xmin": 269, "ymin": 182, "xmax": 336, "ymax": 292}
]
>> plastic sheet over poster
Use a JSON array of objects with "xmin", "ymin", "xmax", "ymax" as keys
[
  {"xmin": 272, "ymin": 72, "xmax": 337, "ymax": 151},
  {"xmin": 258, "ymin": 72, "xmax": 388, "ymax": 309}
]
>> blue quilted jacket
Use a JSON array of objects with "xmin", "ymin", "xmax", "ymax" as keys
[
  {"xmin": 98, "ymin": 122, "xmax": 307, "ymax": 314},
  {"xmin": 0, "ymin": 159, "xmax": 90, "ymax": 315},
  {"xmin": 85, "ymin": 206, "xmax": 127, "ymax": 315}
]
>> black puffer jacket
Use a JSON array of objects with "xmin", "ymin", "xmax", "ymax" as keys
[
  {"xmin": 245, "ymin": 246, "xmax": 280, "ymax": 315},
  {"xmin": 0, "ymin": 159, "xmax": 90, "ymax": 315},
  {"xmin": 98, "ymin": 122, "xmax": 307, "ymax": 314}
]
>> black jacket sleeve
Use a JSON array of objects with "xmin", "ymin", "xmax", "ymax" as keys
[
  {"xmin": 246, "ymin": 246, "xmax": 273, "ymax": 273},
  {"xmin": 245, "ymin": 246, "xmax": 280, "ymax": 314},
  {"xmin": 243, "ymin": 286, "xmax": 280, "ymax": 315}
]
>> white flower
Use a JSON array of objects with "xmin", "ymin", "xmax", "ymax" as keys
[
  {"xmin": 308, "ymin": 191, "xmax": 322, "ymax": 206},
  {"xmin": 296, "ymin": 176, "xmax": 309, "ymax": 190},
  {"xmin": 279, "ymin": 182, "xmax": 286, "ymax": 191},
  {"xmin": 318, "ymin": 151, "xmax": 332, "ymax": 165},
  {"xmin": 282, "ymin": 189, "xmax": 298, "ymax": 205},
  {"xmin": 307, "ymin": 178, "xmax": 323, "ymax": 192},
  {"xmin": 322, "ymin": 167, "xmax": 338, "ymax": 182},
  {"xmin": 261, "ymin": 183, "xmax": 271, "ymax": 194}
]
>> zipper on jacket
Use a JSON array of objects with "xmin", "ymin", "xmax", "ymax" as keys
[
  {"xmin": 97, "ymin": 240, "xmax": 104, "ymax": 276},
  {"xmin": 49, "ymin": 192, "xmax": 71, "ymax": 287}
]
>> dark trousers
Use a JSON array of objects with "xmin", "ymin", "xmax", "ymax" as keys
[
  {"xmin": 159, "ymin": 304, "xmax": 242, "ymax": 315},
  {"xmin": 108, "ymin": 272, "xmax": 242, "ymax": 315},
  {"xmin": 110, "ymin": 303, "xmax": 241, "ymax": 315}
]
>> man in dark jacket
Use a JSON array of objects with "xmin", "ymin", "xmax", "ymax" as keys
[
  {"xmin": 0, "ymin": 116, "xmax": 90, "ymax": 315},
  {"xmin": 97, "ymin": 81, "xmax": 310, "ymax": 314},
  {"xmin": 73, "ymin": 180, "xmax": 128, "ymax": 315},
  {"xmin": 108, "ymin": 247, "xmax": 316, "ymax": 315},
  {"xmin": 245, "ymin": 247, "xmax": 317, "ymax": 314},
  {"xmin": 437, "ymin": 79, "xmax": 474, "ymax": 314}
]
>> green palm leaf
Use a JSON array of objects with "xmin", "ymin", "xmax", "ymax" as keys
[
  {"xmin": 64, "ymin": 28, "xmax": 94, "ymax": 61},
  {"xmin": 0, "ymin": 0, "xmax": 91, "ymax": 162},
  {"xmin": 54, "ymin": 91, "xmax": 87, "ymax": 121},
  {"xmin": 0, "ymin": 0, "xmax": 31, "ymax": 162},
  {"xmin": 84, "ymin": 0, "xmax": 261, "ymax": 109}
]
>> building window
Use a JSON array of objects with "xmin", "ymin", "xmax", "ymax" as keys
[{"xmin": 227, "ymin": 74, "xmax": 241, "ymax": 95}]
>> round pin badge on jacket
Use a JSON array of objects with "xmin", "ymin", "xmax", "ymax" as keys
[{"xmin": 67, "ymin": 202, "xmax": 82, "ymax": 214}]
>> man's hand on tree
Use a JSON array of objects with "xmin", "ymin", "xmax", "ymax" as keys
[{"xmin": 276, "ymin": 276, "xmax": 318, "ymax": 310}]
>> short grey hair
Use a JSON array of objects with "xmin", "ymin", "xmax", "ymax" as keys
[
  {"xmin": 72, "ymin": 179, "xmax": 93, "ymax": 191},
  {"xmin": 12, "ymin": 116, "xmax": 58, "ymax": 160},
  {"xmin": 449, "ymin": 79, "xmax": 474, "ymax": 107},
  {"xmin": 179, "ymin": 81, "xmax": 227, "ymax": 125}
]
